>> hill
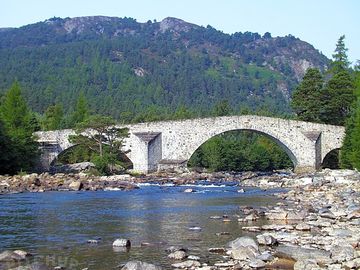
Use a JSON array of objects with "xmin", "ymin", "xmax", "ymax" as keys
[{"xmin": 0, "ymin": 16, "xmax": 330, "ymax": 121}]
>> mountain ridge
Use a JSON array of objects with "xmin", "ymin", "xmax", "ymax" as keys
[{"xmin": 0, "ymin": 16, "xmax": 329, "ymax": 120}]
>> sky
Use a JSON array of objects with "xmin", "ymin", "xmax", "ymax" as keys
[{"xmin": 1, "ymin": 0, "xmax": 359, "ymax": 64}]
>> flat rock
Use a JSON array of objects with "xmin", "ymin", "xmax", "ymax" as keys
[
  {"xmin": 171, "ymin": 260, "xmax": 201, "ymax": 268},
  {"xmin": 256, "ymin": 234, "xmax": 277, "ymax": 246},
  {"xmin": 121, "ymin": 261, "xmax": 162, "ymax": 270},
  {"xmin": 248, "ymin": 258, "xmax": 266, "ymax": 268},
  {"xmin": 0, "ymin": 250, "xmax": 30, "ymax": 262},
  {"xmin": 276, "ymin": 245, "xmax": 331, "ymax": 264},
  {"xmin": 228, "ymin": 236, "xmax": 259, "ymax": 251},
  {"xmin": 168, "ymin": 250, "xmax": 187, "ymax": 260}
]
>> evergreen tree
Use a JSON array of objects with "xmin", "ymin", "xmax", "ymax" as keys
[
  {"xmin": 318, "ymin": 36, "xmax": 355, "ymax": 126},
  {"xmin": 0, "ymin": 81, "xmax": 38, "ymax": 172},
  {"xmin": 70, "ymin": 115, "xmax": 129, "ymax": 174},
  {"xmin": 321, "ymin": 71, "xmax": 355, "ymax": 125},
  {"xmin": 212, "ymin": 100, "xmax": 233, "ymax": 116},
  {"xmin": 0, "ymin": 120, "xmax": 16, "ymax": 174},
  {"xmin": 71, "ymin": 92, "xmax": 89, "ymax": 126},
  {"xmin": 291, "ymin": 68, "xmax": 324, "ymax": 122},
  {"xmin": 42, "ymin": 104, "xmax": 64, "ymax": 130},
  {"xmin": 331, "ymin": 35, "xmax": 350, "ymax": 74},
  {"xmin": 340, "ymin": 69, "xmax": 360, "ymax": 169}
]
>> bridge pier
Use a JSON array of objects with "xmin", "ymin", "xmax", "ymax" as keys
[
  {"xmin": 293, "ymin": 131, "xmax": 322, "ymax": 173},
  {"xmin": 131, "ymin": 132, "xmax": 162, "ymax": 173}
]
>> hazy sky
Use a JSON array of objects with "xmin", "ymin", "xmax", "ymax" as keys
[{"xmin": 1, "ymin": 0, "xmax": 359, "ymax": 63}]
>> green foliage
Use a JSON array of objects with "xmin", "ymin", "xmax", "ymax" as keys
[
  {"xmin": 291, "ymin": 68, "xmax": 324, "ymax": 122},
  {"xmin": 331, "ymin": 35, "xmax": 350, "ymax": 74},
  {"xmin": 212, "ymin": 100, "xmax": 233, "ymax": 117},
  {"xmin": 0, "ymin": 81, "xmax": 38, "ymax": 173},
  {"xmin": 56, "ymin": 144, "xmax": 94, "ymax": 164},
  {"xmin": 42, "ymin": 103, "xmax": 64, "ymax": 130},
  {"xmin": 70, "ymin": 114, "xmax": 129, "ymax": 174},
  {"xmin": 321, "ymin": 71, "xmax": 355, "ymax": 125},
  {"xmin": 71, "ymin": 92, "xmax": 89, "ymax": 126},
  {"xmin": 291, "ymin": 36, "xmax": 355, "ymax": 126},
  {"xmin": 188, "ymin": 131, "xmax": 293, "ymax": 172},
  {"xmin": 340, "ymin": 70, "xmax": 360, "ymax": 169}
]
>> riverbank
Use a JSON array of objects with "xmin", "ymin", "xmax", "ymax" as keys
[
  {"xmin": 0, "ymin": 169, "xmax": 319, "ymax": 195},
  {"xmin": 0, "ymin": 169, "xmax": 359, "ymax": 269}
]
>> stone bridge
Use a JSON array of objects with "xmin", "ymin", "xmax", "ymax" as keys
[{"xmin": 35, "ymin": 115, "xmax": 345, "ymax": 173}]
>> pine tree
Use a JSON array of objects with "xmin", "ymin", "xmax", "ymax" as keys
[
  {"xmin": 291, "ymin": 68, "xmax": 324, "ymax": 122},
  {"xmin": 42, "ymin": 104, "xmax": 64, "ymax": 130},
  {"xmin": 320, "ymin": 36, "xmax": 355, "ymax": 126},
  {"xmin": 0, "ymin": 81, "xmax": 38, "ymax": 172},
  {"xmin": 331, "ymin": 35, "xmax": 350, "ymax": 74},
  {"xmin": 321, "ymin": 71, "xmax": 355, "ymax": 125},
  {"xmin": 340, "ymin": 69, "xmax": 360, "ymax": 169},
  {"xmin": 71, "ymin": 92, "xmax": 89, "ymax": 126}
]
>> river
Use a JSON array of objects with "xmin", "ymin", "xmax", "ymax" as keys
[{"xmin": 0, "ymin": 182, "xmax": 283, "ymax": 269}]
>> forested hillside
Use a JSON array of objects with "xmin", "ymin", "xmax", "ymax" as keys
[{"xmin": 0, "ymin": 16, "xmax": 329, "ymax": 121}]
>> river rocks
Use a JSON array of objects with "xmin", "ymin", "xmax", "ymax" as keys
[
  {"xmin": 168, "ymin": 250, "xmax": 187, "ymax": 260},
  {"xmin": 0, "ymin": 250, "xmax": 31, "ymax": 262},
  {"xmin": 87, "ymin": 239, "xmax": 100, "ymax": 244},
  {"xmin": 276, "ymin": 245, "xmax": 331, "ymax": 264},
  {"xmin": 228, "ymin": 236, "xmax": 259, "ymax": 251},
  {"xmin": 113, "ymin": 239, "xmax": 131, "ymax": 247},
  {"xmin": 183, "ymin": 188, "xmax": 194, "ymax": 193},
  {"xmin": 121, "ymin": 261, "xmax": 162, "ymax": 270},
  {"xmin": 256, "ymin": 234, "xmax": 277, "ymax": 246},
  {"xmin": 69, "ymin": 180, "xmax": 83, "ymax": 191},
  {"xmin": 248, "ymin": 258, "xmax": 266, "ymax": 268},
  {"xmin": 293, "ymin": 259, "xmax": 321, "ymax": 270},
  {"xmin": 330, "ymin": 244, "xmax": 356, "ymax": 262},
  {"xmin": 0, "ymin": 172, "xmax": 141, "ymax": 194},
  {"xmin": 208, "ymin": 248, "xmax": 226, "ymax": 254},
  {"xmin": 188, "ymin": 226, "xmax": 201, "ymax": 231},
  {"xmin": 8, "ymin": 262, "xmax": 51, "ymax": 270},
  {"xmin": 171, "ymin": 260, "xmax": 201, "ymax": 268}
]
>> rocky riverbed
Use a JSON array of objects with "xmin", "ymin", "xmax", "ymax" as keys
[{"xmin": 0, "ymin": 169, "xmax": 360, "ymax": 269}]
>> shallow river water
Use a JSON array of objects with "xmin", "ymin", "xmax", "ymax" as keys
[{"xmin": 0, "ymin": 182, "xmax": 283, "ymax": 269}]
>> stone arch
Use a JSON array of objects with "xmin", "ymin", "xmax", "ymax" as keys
[
  {"xmin": 321, "ymin": 147, "xmax": 341, "ymax": 164},
  {"xmin": 48, "ymin": 143, "xmax": 135, "ymax": 168},
  {"xmin": 321, "ymin": 148, "xmax": 340, "ymax": 169},
  {"xmin": 186, "ymin": 128, "xmax": 298, "ymax": 168}
]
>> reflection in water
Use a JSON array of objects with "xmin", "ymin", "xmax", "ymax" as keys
[{"xmin": 0, "ymin": 184, "xmax": 282, "ymax": 269}]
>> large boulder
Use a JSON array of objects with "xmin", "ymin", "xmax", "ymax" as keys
[
  {"xmin": 121, "ymin": 261, "xmax": 162, "ymax": 270},
  {"xmin": 68, "ymin": 181, "xmax": 83, "ymax": 191},
  {"xmin": 228, "ymin": 236, "xmax": 259, "ymax": 251}
]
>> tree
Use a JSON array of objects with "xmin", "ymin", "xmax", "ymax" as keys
[
  {"xmin": 0, "ymin": 81, "xmax": 38, "ymax": 172},
  {"xmin": 321, "ymin": 71, "xmax": 355, "ymax": 125},
  {"xmin": 340, "ymin": 69, "xmax": 360, "ymax": 169},
  {"xmin": 291, "ymin": 68, "xmax": 324, "ymax": 122},
  {"xmin": 212, "ymin": 100, "xmax": 233, "ymax": 116},
  {"xmin": 331, "ymin": 35, "xmax": 350, "ymax": 74},
  {"xmin": 70, "ymin": 115, "xmax": 129, "ymax": 174},
  {"xmin": 42, "ymin": 104, "xmax": 64, "ymax": 130},
  {"xmin": 0, "ymin": 120, "xmax": 16, "ymax": 174},
  {"xmin": 71, "ymin": 92, "xmax": 89, "ymax": 126}
]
